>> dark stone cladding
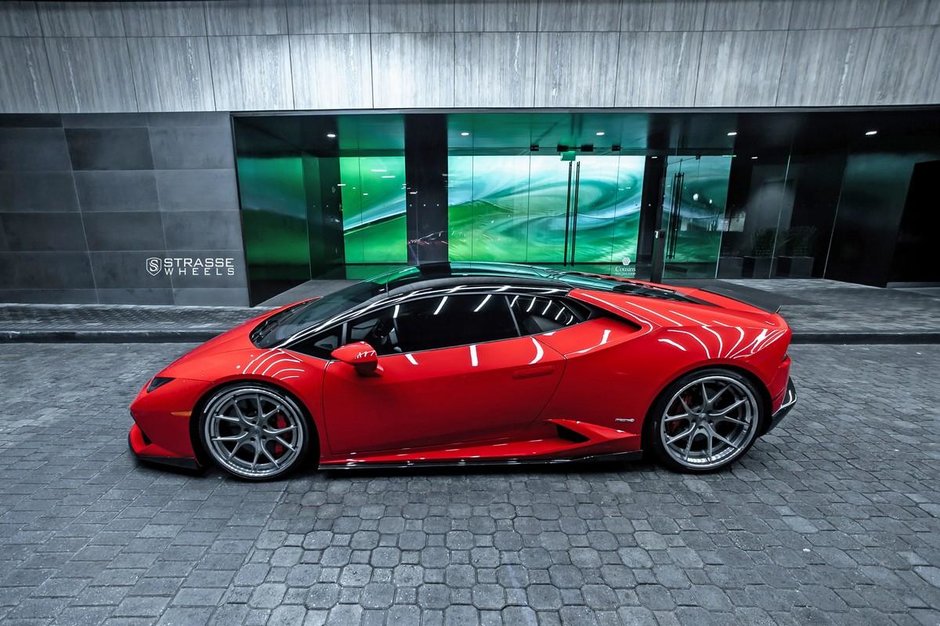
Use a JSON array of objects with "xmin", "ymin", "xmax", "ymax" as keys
[{"xmin": 0, "ymin": 112, "xmax": 248, "ymax": 306}]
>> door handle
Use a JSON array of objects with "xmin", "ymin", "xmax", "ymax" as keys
[{"xmin": 512, "ymin": 365, "xmax": 555, "ymax": 380}]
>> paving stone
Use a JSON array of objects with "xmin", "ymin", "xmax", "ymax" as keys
[
  {"xmin": 267, "ymin": 604, "xmax": 306, "ymax": 626},
  {"xmin": 247, "ymin": 583, "xmax": 286, "ymax": 609}
]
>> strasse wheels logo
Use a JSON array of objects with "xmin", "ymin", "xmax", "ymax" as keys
[
  {"xmin": 145, "ymin": 257, "xmax": 236, "ymax": 277},
  {"xmin": 146, "ymin": 257, "xmax": 162, "ymax": 276}
]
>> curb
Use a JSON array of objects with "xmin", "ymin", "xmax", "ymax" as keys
[
  {"xmin": 0, "ymin": 330, "xmax": 220, "ymax": 343},
  {"xmin": 2, "ymin": 330, "xmax": 940, "ymax": 345},
  {"xmin": 789, "ymin": 333, "xmax": 940, "ymax": 345}
]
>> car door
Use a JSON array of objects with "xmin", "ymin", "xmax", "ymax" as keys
[{"xmin": 321, "ymin": 292, "xmax": 566, "ymax": 456}]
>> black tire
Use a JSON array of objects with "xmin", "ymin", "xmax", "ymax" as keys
[
  {"xmin": 198, "ymin": 383, "xmax": 313, "ymax": 481},
  {"xmin": 646, "ymin": 368, "xmax": 765, "ymax": 473}
]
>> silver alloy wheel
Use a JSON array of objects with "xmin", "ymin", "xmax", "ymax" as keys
[
  {"xmin": 203, "ymin": 386, "xmax": 305, "ymax": 479},
  {"xmin": 659, "ymin": 374, "xmax": 759, "ymax": 470}
]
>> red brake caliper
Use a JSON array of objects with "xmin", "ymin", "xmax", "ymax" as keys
[{"xmin": 272, "ymin": 413, "xmax": 286, "ymax": 456}]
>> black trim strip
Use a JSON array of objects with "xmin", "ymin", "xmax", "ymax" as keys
[
  {"xmin": 128, "ymin": 433, "xmax": 202, "ymax": 471},
  {"xmin": 135, "ymin": 455, "xmax": 202, "ymax": 471},
  {"xmin": 764, "ymin": 378, "xmax": 797, "ymax": 434}
]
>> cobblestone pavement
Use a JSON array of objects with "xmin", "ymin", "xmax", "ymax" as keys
[{"xmin": 0, "ymin": 343, "xmax": 938, "ymax": 625}]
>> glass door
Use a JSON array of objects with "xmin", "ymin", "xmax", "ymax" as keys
[
  {"xmin": 570, "ymin": 155, "xmax": 644, "ymax": 274},
  {"xmin": 526, "ymin": 154, "xmax": 573, "ymax": 264},
  {"xmin": 659, "ymin": 155, "xmax": 731, "ymax": 278}
]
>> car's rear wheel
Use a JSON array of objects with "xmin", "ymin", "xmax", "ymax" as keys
[
  {"xmin": 649, "ymin": 369, "xmax": 763, "ymax": 473},
  {"xmin": 199, "ymin": 384, "xmax": 311, "ymax": 481}
]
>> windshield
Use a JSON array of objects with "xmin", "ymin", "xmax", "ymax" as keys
[{"xmin": 251, "ymin": 280, "xmax": 387, "ymax": 347}]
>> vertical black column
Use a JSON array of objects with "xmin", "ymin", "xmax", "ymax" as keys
[
  {"xmin": 303, "ymin": 155, "xmax": 345, "ymax": 279},
  {"xmin": 404, "ymin": 114, "xmax": 448, "ymax": 265},
  {"xmin": 636, "ymin": 155, "xmax": 666, "ymax": 267},
  {"xmin": 890, "ymin": 160, "xmax": 940, "ymax": 283}
]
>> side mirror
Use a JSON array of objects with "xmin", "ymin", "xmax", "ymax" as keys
[{"xmin": 331, "ymin": 341, "xmax": 380, "ymax": 376}]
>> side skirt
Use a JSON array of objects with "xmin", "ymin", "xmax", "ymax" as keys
[{"xmin": 320, "ymin": 450, "xmax": 643, "ymax": 471}]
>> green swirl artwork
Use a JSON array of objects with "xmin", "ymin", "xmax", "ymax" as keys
[{"xmin": 447, "ymin": 155, "xmax": 645, "ymax": 264}]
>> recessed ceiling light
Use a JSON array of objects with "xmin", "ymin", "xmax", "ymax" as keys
[
  {"xmin": 326, "ymin": 133, "xmax": 336, "ymax": 139},
  {"xmin": 865, "ymin": 130, "xmax": 878, "ymax": 136},
  {"xmin": 460, "ymin": 131, "xmax": 470, "ymax": 137},
  {"xmin": 595, "ymin": 131, "xmax": 605, "ymax": 136},
  {"xmin": 727, "ymin": 131, "xmax": 737, "ymax": 137},
  {"xmin": 381, "ymin": 174, "xmax": 394, "ymax": 179},
  {"xmin": 651, "ymin": 155, "xmax": 658, "ymax": 159},
  {"xmin": 751, "ymin": 156, "xmax": 758, "ymax": 160}
]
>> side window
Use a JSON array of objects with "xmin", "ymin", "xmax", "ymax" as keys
[
  {"xmin": 289, "ymin": 293, "xmax": 526, "ymax": 358},
  {"xmin": 290, "ymin": 325, "xmax": 344, "ymax": 359},
  {"xmin": 394, "ymin": 294, "xmax": 518, "ymax": 352},
  {"xmin": 510, "ymin": 296, "xmax": 587, "ymax": 335},
  {"xmin": 346, "ymin": 308, "xmax": 401, "ymax": 355}
]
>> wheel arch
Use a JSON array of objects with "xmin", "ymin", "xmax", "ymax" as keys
[
  {"xmin": 640, "ymin": 363, "xmax": 773, "ymax": 452},
  {"xmin": 188, "ymin": 378, "xmax": 321, "ymax": 469}
]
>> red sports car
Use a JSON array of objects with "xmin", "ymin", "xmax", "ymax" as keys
[{"xmin": 129, "ymin": 263, "xmax": 796, "ymax": 480}]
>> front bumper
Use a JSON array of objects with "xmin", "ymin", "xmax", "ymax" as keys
[
  {"xmin": 128, "ymin": 423, "xmax": 201, "ymax": 471},
  {"xmin": 765, "ymin": 378, "xmax": 796, "ymax": 433}
]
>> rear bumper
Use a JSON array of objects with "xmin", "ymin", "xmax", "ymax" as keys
[
  {"xmin": 766, "ymin": 378, "xmax": 796, "ymax": 433},
  {"xmin": 128, "ymin": 423, "xmax": 201, "ymax": 471}
]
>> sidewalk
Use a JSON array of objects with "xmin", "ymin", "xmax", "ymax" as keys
[
  {"xmin": 0, "ymin": 279, "xmax": 937, "ymax": 344},
  {"xmin": 0, "ymin": 303, "xmax": 266, "ymax": 343}
]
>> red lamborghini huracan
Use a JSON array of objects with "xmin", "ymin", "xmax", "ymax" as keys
[{"xmin": 129, "ymin": 263, "xmax": 796, "ymax": 480}]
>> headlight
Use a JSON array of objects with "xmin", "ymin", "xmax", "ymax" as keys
[{"xmin": 146, "ymin": 377, "xmax": 174, "ymax": 393}]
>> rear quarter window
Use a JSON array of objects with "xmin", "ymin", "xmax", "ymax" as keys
[{"xmin": 510, "ymin": 296, "xmax": 591, "ymax": 335}]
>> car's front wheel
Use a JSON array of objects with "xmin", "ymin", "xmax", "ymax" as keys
[
  {"xmin": 648, "ymin": 369, "xmax": 764, "ymax": 473},
  {"xmin": 199, "ymin": 384, "xmax": 312, "ymax": 480}
]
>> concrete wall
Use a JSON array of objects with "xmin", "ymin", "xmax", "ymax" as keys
[
  {"xmin": 0, "ymin": 113, "xmax": 248, "ymax": 305},
  {"xmin": 1, "ymin": 0, "xmax": 939, "ymax": 114}
]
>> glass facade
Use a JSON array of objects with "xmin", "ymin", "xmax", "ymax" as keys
[
  {"xmin": 338, "ymin": 155, "xmax": 407, "ymax": 265},
  {"xmin": 237, "ymin": 155, "xmax": 312, "ymax": 289},
  {"xmin": 233, "ymin": 109, "xmax": 940, "ymax": 305}
]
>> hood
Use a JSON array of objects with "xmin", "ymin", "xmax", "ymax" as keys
[{"xmin": 157, "ymin": 302, "xmax": 302, "ymax": 380}]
